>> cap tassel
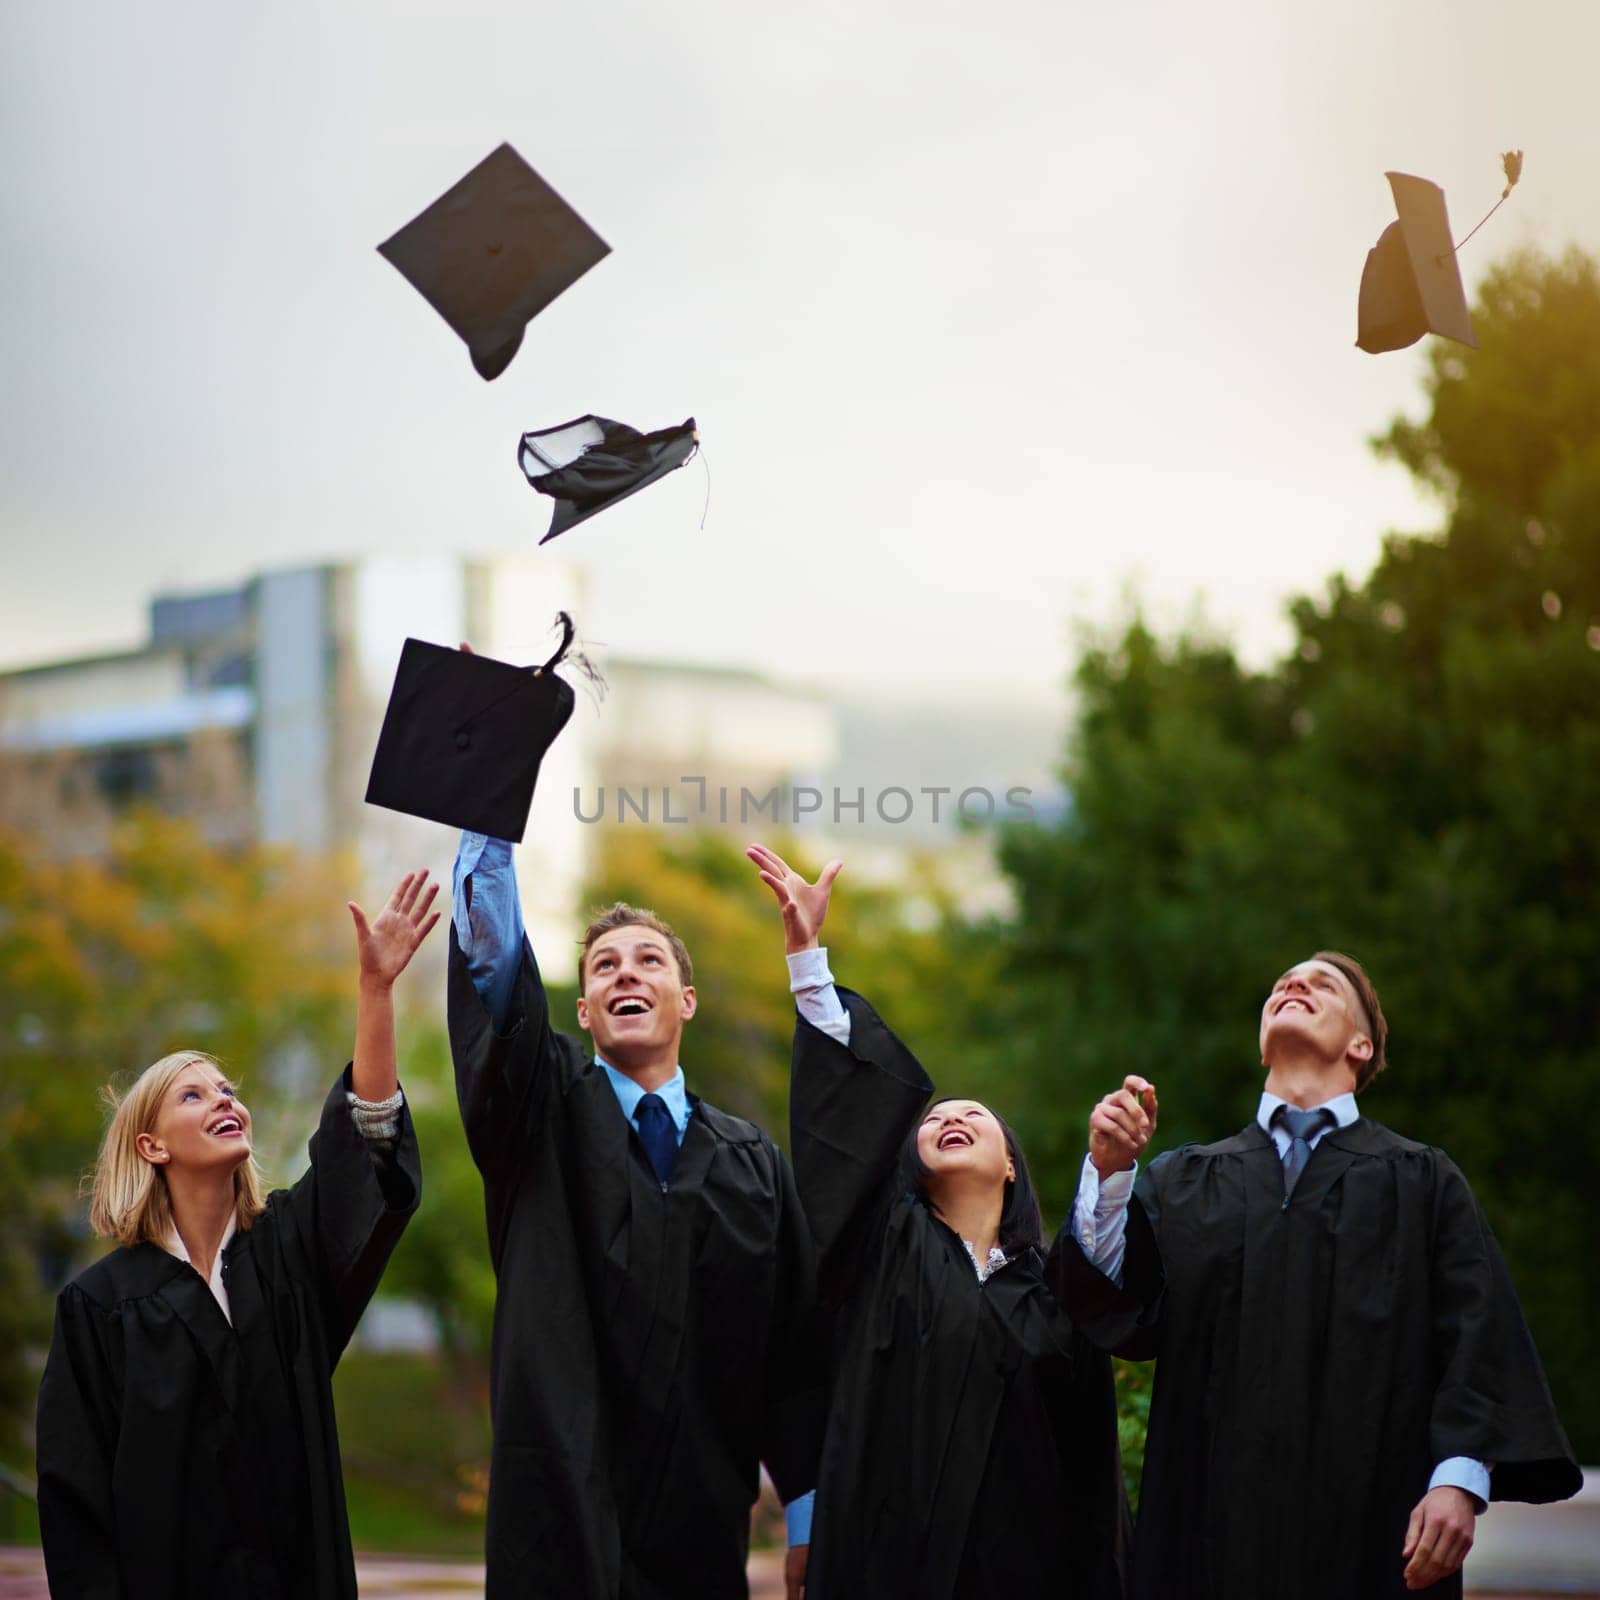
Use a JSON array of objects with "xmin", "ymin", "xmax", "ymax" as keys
[
  {"xmin": 1436, "ymin": 149, "xmax": 1523, "ymax": 267},
  {"xmin": 536, "ymin": 611, "xmax": 576, "ymax": 675},
  {"xmin": 453, "ymin": 612, "xmax": 603, "ymax": 743}
]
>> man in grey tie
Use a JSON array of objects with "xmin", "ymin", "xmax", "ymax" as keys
[{"xmin": 1065, "ymin": 950, "xmax": 1579, "ymax": 1600}]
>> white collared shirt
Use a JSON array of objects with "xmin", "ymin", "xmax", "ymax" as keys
[
  {"xmin": 164, "ymin": 1210, "xmax": 240, "ymax": 1324},
  {"xmin": 1257, "ymin": 1088, "xmax": 1359, "ymax": 1153}
]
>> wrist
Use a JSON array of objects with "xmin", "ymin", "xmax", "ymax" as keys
[{"xmin": 358, "ymin": 971, "xmax": 396, "ymax": 997}]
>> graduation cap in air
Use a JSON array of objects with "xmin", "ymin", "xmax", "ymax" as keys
[
  {"xmin": 1357, "ymin": 153, "xmax": 1523, "ymax": 355},
  {"xmin": 518, "ymin": 415, "xmax": 699, "ymax": 543},
  {"xmin": 364, "ymin": 620, "xmax": 578, "ymax": 842},
  {"xmin": 378, "ymin": 143, "xmax": 610, "ymax": 381}
]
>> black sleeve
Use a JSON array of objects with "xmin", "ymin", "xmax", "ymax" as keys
[
  {"xmin": 1426, "ymin": 1154, "xmax": 1582, "ymax": 1504},
  {"xmin": 447, "ymin": 925, "xmax": 588, "ymax": 1181},
  {"xmin": 277, "ymin": 1066, "xmax": 423, "ymax": 1360},
  {"xmin": 758, "ymin": 1145, "xmax": 827, "ymax": 1506},
  {"xmin": 788, "ymin": 987, "xmax": 933, "ymax": 1309},
  {"xmin": 36, "ymin": 1286, "xmax": 124, "ymax": 1599},
  {"xmin": 1042, "ymin": 1185, "xmax": 1165, "ymax": 1360}
]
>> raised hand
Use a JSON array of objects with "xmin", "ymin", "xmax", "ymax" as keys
[
  {"xmin": 1088, "ymin": 1074, "xmax": 1158, "ymax": 1179},
  {"xmin": 746, "ymin": 843, "xmax": 842, "ymax": 955},
  {"xmin": 348, "ymin": 869, "xmax": 441, "ymax": 990}
]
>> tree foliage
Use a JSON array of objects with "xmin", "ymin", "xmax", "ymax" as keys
[
  {"xmin": 0, "ymin": 814, "xmax": 364, "ymax": 1460},
  {"xmin": 995, "ymin": 246, "xmax": 1600, "ymax": 1457}
]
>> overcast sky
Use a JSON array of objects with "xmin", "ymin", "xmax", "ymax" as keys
[{"xmin": 4, "ymin": 0, "xmax": 1599, "ymax": 712}]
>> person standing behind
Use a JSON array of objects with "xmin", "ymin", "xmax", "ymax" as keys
[
  {"xmin": 1072, "ymin": 950, "xmax": 1581, "ymax": 1599},
  {"xmin": 448, "ymin": 825, "xmax": 821, "ymax": 1599},
  {"xmin": 36, "ymin": 869, "xmax": 437, "ymax": 1600}
]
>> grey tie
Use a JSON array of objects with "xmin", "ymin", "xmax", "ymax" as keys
[{"xmin": 1274, "ymin": 1105, "xmax": 1335, "ymax": 1199}]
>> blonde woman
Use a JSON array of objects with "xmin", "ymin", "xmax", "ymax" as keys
[{"xmin": 35, "ymin": 869, "xmax": 439, "ymax": 1600}]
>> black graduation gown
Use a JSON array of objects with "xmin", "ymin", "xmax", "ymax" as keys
[
  {"xmin": 791, "ymin": 991, "xmax": 1130, "ymax": 1600},
  {"xmin": 1089, "ymin": 1116, "xmax": 1582, "ymax": 1600},
  {"xmin": 34, "ymin": 1067, "xmax": 421, "ymax": 1600},
  {"xmin": 447, "ymin": 930, "xmax": 822, "ymax": 1600}
]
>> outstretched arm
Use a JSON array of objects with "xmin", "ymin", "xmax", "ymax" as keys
[
  {"xmin": 749, "ymin": 842, "xmax": 850, "ymax": 1046},
  {"xmin": 348, "ymin": 869, "xmax": 440, "ymax": 1102}
]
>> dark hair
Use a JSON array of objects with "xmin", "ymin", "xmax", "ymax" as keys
[
  {"xmin": 578, "ymin": 902, "xmax": 694, "ymax": 988},
  {"xmin": 1309, "ymin": 948, "xmax": 1388, "ymax": 1092},
  {"xmin": 898, "ymin": 1097, "xmax": 1045, "ymax": 1257}
]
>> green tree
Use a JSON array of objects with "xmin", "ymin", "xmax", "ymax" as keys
[{"xmin": 995, "ymin": 246, "xmax": 1600, "ymax": 1457}]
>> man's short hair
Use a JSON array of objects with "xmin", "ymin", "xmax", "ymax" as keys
[
  {"xmin": 579, "ymin": 903, "xmax": 694, "ymax": 988},
  {"xmin": 1311, "ymin": 949, "xmax": 1388, "ymax": 1092}
]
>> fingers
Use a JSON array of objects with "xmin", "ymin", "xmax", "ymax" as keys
[
  {"xmin": 347, "ymin": 901, "xmax": 371, "ymax": 942},
  {"xmin": 1403, "ymin": 1518, "xmax": 1444, "ymax": 1588},
  {"xmin": 746, "ymin": 842, "xmax": 794, "ymax": 880},
  {"xmin": 398, "ymin": 869, "xmax": 430, "ymax": 916},
  {"xmin": 755, "ymin": 869, "xmax": 795, "ymax": 908},
  {"xmin": 413, "ymin": 878, "xmax": 440, "ymax": 925},
  {"xmin": 1401, "ymin": 1501, "xmax": 1423, "ymax": 1560},
  {"xmin": 1095, "ymin": 1088, "xmax": 1153, "ymax": 1140},
  {"xmin": 416, "ymin": 909, "xmax": 441, "ymax": 945},
  {"xmin": 1090, "ymin": 1102, "xmax": 1140, "ymax": 1143},
  {"xmin": 818, "ymin": 859, "xmax": 843, "ymax": 890},
  {"xmin": 1401, "ymin": 1494, "xmax": 1473, "ymax": 1589},
  {"xmin": 381, "ymin": 869, "xmax": 433, "ymax": 922},
  {"xmin": 1118, "ymin": 1074, "xmax": 1160, "ymax": 1122},
  {"xmin": 459, "ymin": 641, "xmax": 475, "ymax": 654}
]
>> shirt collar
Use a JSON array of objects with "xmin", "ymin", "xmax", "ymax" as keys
[
  {"xmin": 1257, "ymin": 1088, "xmax": 1360, "ymax": 1134},
  {"xmin": 596, "ymin": 1056, "xmax": 691, "ymax": 1135},
  {"xmin": 163, "ymin": 1209, "xmax": 239, "ymax": 1278},
  {"xmin": 962, "ymin": 1240, "xmax": 1010, "ymax": 1283}
]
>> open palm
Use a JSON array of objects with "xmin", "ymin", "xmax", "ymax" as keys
[
  {"xmin": 349, "ymin": 869, "xmax": 440, "ymax": 987},
  {"xmin": 746, "ymin": 843, "xmax": 842, "ymax": 954}
]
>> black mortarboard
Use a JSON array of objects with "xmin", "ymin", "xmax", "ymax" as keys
[
  {"xmin": 378, "ymin": 143, "xmax": 611, "ymax": 381},
  {"xmin": 1356, "ymin": 172, "xmax": 1477, "ymax": 354},
  {"xmin": 364, "ymin": 626, "xmax": 576, "ymax": 842},
  {"xmin": 518, "ymin": 415, "xmax": 699, "ymax": 543}
]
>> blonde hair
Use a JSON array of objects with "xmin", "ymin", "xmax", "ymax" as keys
[{"xmin": 88, "ymin": 1050, "xmax": 268, "ymax": 1247}]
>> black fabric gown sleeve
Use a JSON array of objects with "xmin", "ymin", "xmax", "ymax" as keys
[
  {"xmin": 1426, "ymin": 1156, "xmax": 1582, "ymax": 1503},
  {"xmin": 787, "ymin": 987, "xmax": 933, "ymax": 1309},
  {"xmin": 757, "ymin": 1148, "xmax": 828, "ymax": 1507},
  {"xmin": 274, "ymin": 1066, "xmax": 422, "ymax": 1361},
  {"xmin": 1042, "ymin": 1177, "xmax": 1166, "ymax": 1357},
  {"xmin": 35, "ymin": 1285, "xmax": 126, "ymax": 1600},
  {"xmin": 447, "ymin": 925, "xmax": 589, "ymax": 1188}
]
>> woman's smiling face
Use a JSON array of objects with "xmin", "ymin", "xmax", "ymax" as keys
[
  {"xmin": 136, "ymin": 1061, "xmax": 253, "ymax": 1176},
  {"xmin": 915, "ymin": 1099, "xmax": 1014, "ymax": 1191}
]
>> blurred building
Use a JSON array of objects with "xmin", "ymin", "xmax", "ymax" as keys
[{"xmin": 0, "ymin": 556, "xmax": 843, "ymax": 979}]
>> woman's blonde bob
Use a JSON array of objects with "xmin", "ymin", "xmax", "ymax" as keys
[{"xmin": 87, "ymin": 1050, "xmax": 268, "ymax": 1248}]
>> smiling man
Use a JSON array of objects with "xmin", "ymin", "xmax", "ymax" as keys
[
  {"xmin": 1068, "ymin": 949, "xmax": 1580, "ymax": 1599},
  {"xmin": 447, "ymin": 830, "xmax": 821, "ymax": 1600}
]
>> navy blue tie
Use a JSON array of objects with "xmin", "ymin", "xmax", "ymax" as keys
[
  {"xmin": 636, "ymin": 1093, "xmax": 679, "ymax": 1188},
  {"xmin": 1274, "ymin": 1105, "xmax": 1334, "ymax": 1199}
]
